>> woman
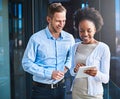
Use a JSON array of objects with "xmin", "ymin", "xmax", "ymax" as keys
[{"xmin": 70, "ymin": 7, "xmax": 110, "ymax": 99}]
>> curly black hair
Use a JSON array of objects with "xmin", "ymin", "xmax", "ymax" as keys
[{"xmin": 74, "ymin": 7, "xmax": 104, "ymax": 32}]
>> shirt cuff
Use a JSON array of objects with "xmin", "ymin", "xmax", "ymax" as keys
[{"xmin": 44, "ymin": 69, "xmax": 53, "ymax": 79}]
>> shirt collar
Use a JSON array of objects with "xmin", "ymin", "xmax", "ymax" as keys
[{"xmin": 45, "ymin": 26, "xmax": 64, "ymax": 40}]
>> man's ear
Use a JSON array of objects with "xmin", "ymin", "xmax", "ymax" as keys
[{"xmin": 46, "ymin": 16, "xmax": 51, "ymax": 23}]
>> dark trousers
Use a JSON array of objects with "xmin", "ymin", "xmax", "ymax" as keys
[{"xmin": 31, "ymin": 83, "xmax": 66, "ymax": 99}]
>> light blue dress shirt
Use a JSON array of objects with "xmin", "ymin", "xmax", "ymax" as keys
[{"xmin": 22, "ymin": 27, "xmax": 75, "ymax": 84}]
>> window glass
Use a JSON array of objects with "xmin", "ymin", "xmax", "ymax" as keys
[{"xmin": 0, "ymin": 0, "xmax": 11, "ymax": 99}]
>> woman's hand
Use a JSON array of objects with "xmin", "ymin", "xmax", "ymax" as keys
[
  {"xmin": 74, "ymin": 63, "xmax": 85, "ymax": 73},
  {"xmin": 84, "ymin": 67, "xmax": 97, "ymax": 76}
]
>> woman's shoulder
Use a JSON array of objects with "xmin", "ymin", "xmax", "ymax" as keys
[
  {"xmin": 73, "ymin": 42, "xmax": 81, "ymax": 47},
  {"xmin": 98, "ymin": 42, "xmax": 109, "ymax": 47},
  {"xmin": 98, "ymin": 42, "xmax": 110, "ymax": 50}
]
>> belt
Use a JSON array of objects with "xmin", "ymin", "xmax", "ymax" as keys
[{"xmin": 33, "ymin": 79, "xmax": 65, "ymax": 89}]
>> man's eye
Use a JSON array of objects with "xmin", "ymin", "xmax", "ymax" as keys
[{"xmin": 88, "ymin": 30, "xmax": 92, "ymax": 33}]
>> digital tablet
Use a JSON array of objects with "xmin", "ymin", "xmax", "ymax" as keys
[{"xmin": 75, "ymin": 66, "xmax": 96, "ymax": 78}]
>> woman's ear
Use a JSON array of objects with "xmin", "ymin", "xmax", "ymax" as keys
[{"xmin": 94, "ymin": 27, "xmax": 97, "ymax": 33}]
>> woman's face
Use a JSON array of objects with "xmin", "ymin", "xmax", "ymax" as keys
[{"xmin": 78, "ymin": 20, "xmax": 96, "ymax": 44}]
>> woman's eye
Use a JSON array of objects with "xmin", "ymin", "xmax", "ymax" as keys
[{"xmin": 80, "ymin": 30, "xmax": 84, "ymax": 33}]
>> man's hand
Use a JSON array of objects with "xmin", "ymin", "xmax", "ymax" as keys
[{"xmin": 52, "ymin": 70, "xmax": 64, "ymax": 80}]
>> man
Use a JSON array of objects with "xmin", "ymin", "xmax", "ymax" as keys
[{"xmin": 22, "ymin": 3, "xmax": 75, "ymax": 99}]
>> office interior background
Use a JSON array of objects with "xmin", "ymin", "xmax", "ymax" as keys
[{"xmin": 0, "ymin": 0, "xmax": 120, "ymax": 99}]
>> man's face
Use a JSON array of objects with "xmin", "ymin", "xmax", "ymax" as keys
[{"xmin": 47, "ymin": 11, "xmax": 66, "ymax": 34}]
